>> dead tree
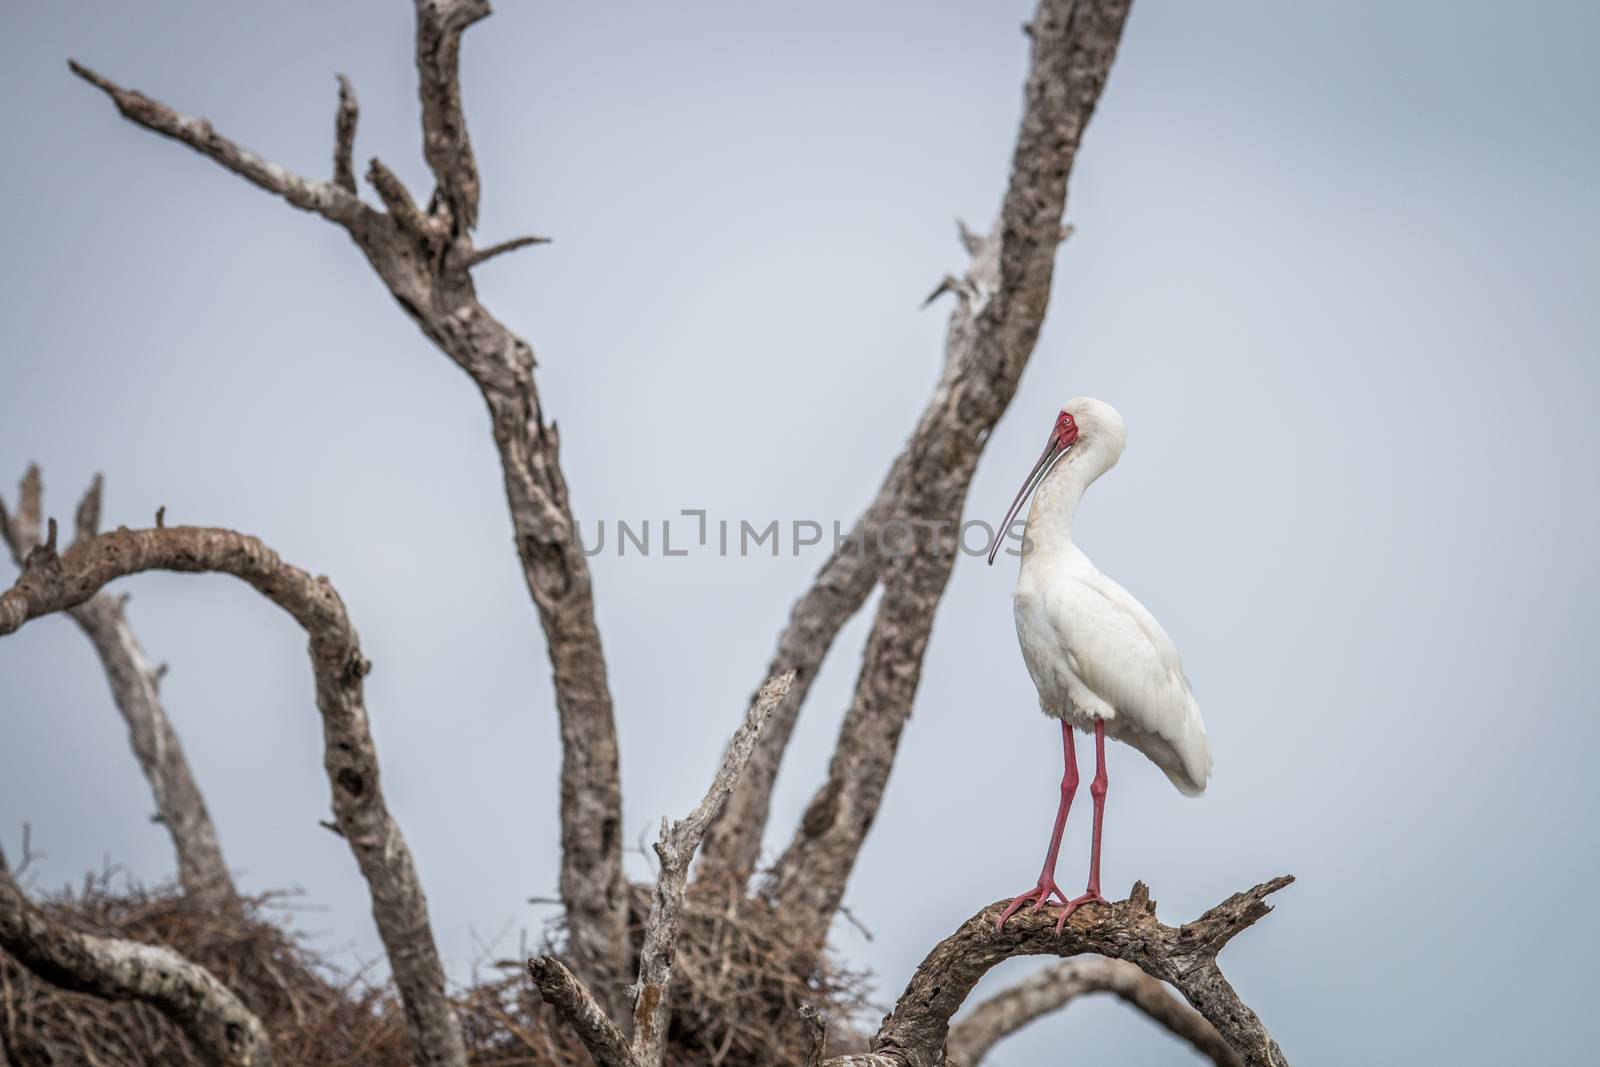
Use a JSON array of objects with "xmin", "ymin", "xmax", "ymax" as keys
[
  {"xmin": 70, "ymin": 0, "xmax": 627, "ymax": 1010},
  {"xmin": 0, "ymin": 1, "xmax": 1295, "ymax": 1064},
  {"xmin": 0, "ymin": 523, "xmax": 468, "ymax": 1067}
]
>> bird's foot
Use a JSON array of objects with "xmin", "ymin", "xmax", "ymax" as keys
[
  {"xmin": 996, "ymin": 878, "xmax": 1070, "ymax": 931},
  {"xmin": 1052, "ymin": 890, "xmax": 1109, "ymax": 934}
]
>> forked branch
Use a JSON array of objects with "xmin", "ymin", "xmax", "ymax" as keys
[
  {"xmin": 531, "ymin": 673, "xmax": 797, "ymax": 1067},
  {"xmin": 630, "ymin": 671, "xmax": 795, "ymax": 1067},
  {"xmin": 823, "ymin": 877, "xmax": 1293, "ymax": 1067},
  {"xmin": 71, "ymin": 0, "xmax": 628, "ymax": 1006},
  {"xmin": 0, "ymin": 524, "xmax": 468, "ymax": 1067},
  {"xmin": 66, "ymin": 61, "xmax": 367, "ymax": 228}
]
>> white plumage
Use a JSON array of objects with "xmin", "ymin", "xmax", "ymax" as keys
[
  {"xmin": 1010, "ymin": 397, "xmax": 1212, "ymax": 796},
  {"xmin": 989, "ymin": 397, "xmax": 1213, "ymax": 933}
]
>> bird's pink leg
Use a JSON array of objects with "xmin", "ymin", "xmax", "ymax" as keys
[
  {"xmin": 996, "ymin": 721, "xmax": 1077, "ymax": 931},
  {"xmin": 1054, "ymin": 717, "xmax": 1110, "ymax": 933}
]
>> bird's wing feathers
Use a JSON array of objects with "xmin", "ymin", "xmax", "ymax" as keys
[{"xmin": 1048, "ymin": 572, "xmax": 1213, "ymax": 795}]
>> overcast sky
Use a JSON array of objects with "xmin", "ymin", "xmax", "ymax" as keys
[{"xmin": 3, "ymin": 2, "xmax": 1597, "ymax": 1064}]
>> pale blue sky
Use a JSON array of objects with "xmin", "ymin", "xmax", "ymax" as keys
[{"xmin": 2, "ymin": 2, "xmax": 1597, "ymax": 1063}]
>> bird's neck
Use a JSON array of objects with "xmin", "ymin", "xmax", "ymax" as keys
[{"xmin": 1022, "ymin": 454, "xmax": 1096, "ymax": 562}]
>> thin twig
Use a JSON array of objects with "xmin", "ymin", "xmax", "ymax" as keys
[
  {"xmin": 463, "ymin": 234, "xmax": 550, "ymax": 268},
  {"xmin": 332, "ymin": 74, "xmax": 359, "ymax": 193},
  {"xmin": 72, "ymin": 472, "xmax": 103, "ymax": 546},
  {"xmin": 630, "ymin": 672, "xmax": 795, "ymax": 1067},
  {"xmin": 68, "ymin": 60, "xmax": 367, "ymax": 228}
]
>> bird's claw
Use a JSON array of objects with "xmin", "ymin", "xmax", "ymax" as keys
[
  {"xmin": 996, "ymin": 879, "xmax": 1070, "ymax": 931},
  {"xmin": 1051, "ymin": 890, "xmax": 1109, "ymax": 934}
]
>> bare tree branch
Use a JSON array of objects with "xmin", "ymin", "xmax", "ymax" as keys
[
  {"xmin": 945, "ymin": 957, "xmax": 1240, "ymax": 1067},
  {"xmin": 72, "ymin": 6, "xmax": 629, "ymax": 1007},
  {"xmin": 367, "ymin": 156, "xmax": 438, "ymax": 241},
  {"xmin": 332, "ymin": 74, "xmax": 359, "ymax": 193},
  {"xmin": 766, "ymin": 0, "xmax": 1137, "ymax": 951},
  {"xmin": 822, "ymin": 877, "xmax": 1293, "ymax": 1067},
  {"xmin": 413, "ymin": 0, "xmax": 489, "ymax": 234},
  {"xmin": 0, "ymin": 524, "xmax": 469, "ymax": 1067},
  {"xmin": 0, "ymin": 865, "xmax": 270, "ymax": 1067},
  {"xmin": 0, "ymin": 466, "xmax": 40, "ymax": 563},
  {"xmin": 68, "ymin": 61, "xmax": 368, "ymax": 228},
  {"xmin": 463, "ymin": 234, "xmax": 550, "ymax": 269},
  {"xmin": 0, "ymin": 468, "xmax": 237, "ymax": 910},
  {"xmin": 72, "ymin": 472, "xmax": 103, "ymax": 546},
  {"xmin": 527, "ymin": 956, "xmax": 634, "ymax": 1067},
  {"xmin": 799, "ymin": 1004, "xmax": 828, "ymax": 1067},
  {"xmin": 631, "ymin": 672, "xmax": 795, "ymax": 1067},
  {"xmin": 526, "ymin": 674, "xmax": 799, "ymax": 1066}
]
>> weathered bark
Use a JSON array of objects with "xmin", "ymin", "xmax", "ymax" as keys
[
  {"xmin": 414, "ymin": 0, "xmax": 487, "ymax": 234},
  {"xmin": 945, "ymin": 957, "xmax": 1240, "ymax": 1067},
  {"xmin": 630, "ymin": 672, "xmax": 793, "ymax": 1067},
  {"xmin": 332, "ymin": 74, "xmax": 358, "ymax": 193},
  {"xmin": 766, "ymin": 0, "xmax": 1136, "ymax": 951},
  {"xmin": 70, "ymin": 0, "xmax": 629, "ymax": 1008},
  {"xmin": 0, "ymin": 469, "xmax": 237, "ymax": 910},
  {"xmin": 0, "ymin": 862, "xmax": 270, "ymax": 1067},
  {"xmin": 822, "ymin": 877, "xmax": 1292, "ymax": 1067},
  {"xmin": 526, "ymin": 956, "xmax": 634, "ymax": 1067},
  {"xmin": 799, "ymin": 1004, "xmax": 829, "ymax": 1067},
  {"xmin": 0, "ymin": 525, "xmax": 468, "ymax": 1067}
]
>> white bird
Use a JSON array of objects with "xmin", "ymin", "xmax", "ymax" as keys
[{"xmin": 988, "ymin": 397, "xmax": 1211, "ymax": 932}]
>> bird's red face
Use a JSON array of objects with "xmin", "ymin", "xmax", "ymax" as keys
[
  {"xmin": 1053, "ymin": 410, "xmax": 1080, "ymax": 449},
  {"xmin": 988, "ymin": 409, "xmax": 1078, "ymax": 565}
]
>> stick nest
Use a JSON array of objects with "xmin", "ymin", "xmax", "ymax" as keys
[
  {"xmin": 0, "ymin": 873, "xmax": 868, "ymax": 1066},
  {"xmin": 624, "ymin": 881, "xmax": 870, "ymax": 1066}
]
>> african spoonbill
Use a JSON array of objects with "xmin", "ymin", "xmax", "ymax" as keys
[{"xmin": 988, "ymin": 397, "xmax": 1212, "ymax": 932}]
